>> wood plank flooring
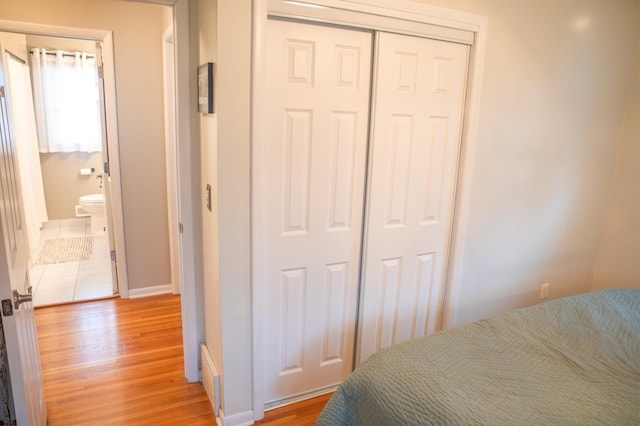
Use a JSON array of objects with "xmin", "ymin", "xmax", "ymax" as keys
[
  {"xmin": 35, "ymin": 294, "xmax": 214, "ymax": 425},
  {"xmin": 35, "ymin": 294, "xmax": 331, "ymax": 425},
  {"xmin": 255, "ymin": 393, "xmax": 333, "ymax": 425}
]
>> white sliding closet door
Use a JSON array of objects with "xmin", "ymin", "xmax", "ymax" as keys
[
  {"xmin": 358, "ymin": 32, "xmax": 469, "ymax": 364},
  {"xmin": 262, "ymin": 19, "xmax": 372, "ymax": 403}
]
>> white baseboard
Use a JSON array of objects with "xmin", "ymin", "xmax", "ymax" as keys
[
  {"xmin": 127, "ymin": 284, "xmax": 172, "ymax": 298},
  {"xmin": 219, "ymin": 409, "xmax": 254, "ymax": 426},
  {"xmin": 200, "ymin": 344, "xmax": 221, "ymax": 417}
]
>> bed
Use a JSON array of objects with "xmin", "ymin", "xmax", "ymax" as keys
[{"xmin": 317, "ymin": 289, "xmax": 640, "ymax": 425}]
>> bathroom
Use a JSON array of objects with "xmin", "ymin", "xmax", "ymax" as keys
[{"xmin": 2, "ymin": 32, "xmax": 115, "ymax": 306}]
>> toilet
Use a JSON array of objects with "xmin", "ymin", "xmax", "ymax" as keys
[{"xmin": 79, "ymin": 193, "xmax": 106, "ymax": 234}]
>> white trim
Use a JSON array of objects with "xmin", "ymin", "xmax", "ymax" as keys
[
  {"xmin": 268, "ymin": 0, "xmax": 474, "ymax": 45},
  {"xmin": 219, "ymin": 409, "xmax": 255, "ymax": 426},
  {"xmin": 0, "ymin": 19, "xmax": 109, "ymax": 39},
  {"xmin": 101, "ymin": 32, "xmax": 130, "ymax": 300},
  {"xmin": 288, "ymin": 0, "xmax": 484, "ymax": 32},
  {"xmin": 128, "ymin": 284, "xmax": 172, "ymax": 298},
  {"xmin": 441, "ymin": 14, "xmax": 488, "ymax": 330},
  {"xmin": 0, "ymin": 20, "xmax": 130, "ymax": 300},
  {"xmin": 173, "ymin": 0, "xmax": 201, "ymax": 383},
  {"xmin": 264, "ymin": 385, "xmax": 338, "ymax": 411},
  {"xmin": 250, "ymin": 0, "xmax": 268, "ymax": 419},
  {"xmin": 162, "ymin": 23, "xmax": 181, "ymax": 296},
  {"xmin": 251, "ymin": 0, "xmax": 487, "ymax": 417},
  {"xmin": 270, "ymin": 0, "xmax": 481, "ymax": 31}
]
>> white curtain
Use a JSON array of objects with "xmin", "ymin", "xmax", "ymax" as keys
[
  {"xmin": 30, "ymin": 48, "xmax": 102, "ymax": 153},
  {"xmin": 6, "ymin": 55, "xmax": 49, "ymax": 256}
]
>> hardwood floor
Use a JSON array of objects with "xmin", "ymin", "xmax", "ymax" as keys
[
  {"xmin": 35, "ymin": 294, "xmax": 331, "ymax": 425},
  {"xmin": 35, "ymin": 294, "xmax": 214, "ymax": 425}
]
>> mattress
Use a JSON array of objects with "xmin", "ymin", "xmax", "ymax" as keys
[{"xmin": 317, "ymin": 289, "xmax": 640, "ymax": 425}]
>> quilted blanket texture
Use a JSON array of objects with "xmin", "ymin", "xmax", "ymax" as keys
[{"xmin": 317, "ymin": 289, "xmax": 640, "ymax": 425}]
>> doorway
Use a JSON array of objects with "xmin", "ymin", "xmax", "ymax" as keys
[
  {"xmin": 0, "ymin": 0, "xmax": 200, "ymax": 386},
  {"xmin": 3, "ymin": 33, "xmax": 116, "ymax": 307},
  {"xmin": 0, "ymin": 4, "xmax": 199, "ymax": 421}
]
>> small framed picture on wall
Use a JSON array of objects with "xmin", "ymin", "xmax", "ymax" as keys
[{"xmin": 198, "ymin": 62, "xmax": 214, "ymax": 114}]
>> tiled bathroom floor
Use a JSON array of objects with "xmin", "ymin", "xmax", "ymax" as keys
[{"xmin": 30, "ymin": 218, "xmax": 115, "ymax": 307}]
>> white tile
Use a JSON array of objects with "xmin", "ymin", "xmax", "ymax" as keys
[
  {"xmin": 30, "ymin": 249, "xmax": 41, "ymax": 260},
  {"xmin": 33, "ymin": 287, "xmax": 75, "ymax": 307},
  {"xmin": 92, "ymin": 234, "xmax": 108, "ymax": 243},
  {"xmin": 92, "ymin": 253, "xmax": 109, "ymax": 261},
  {"xmin": 41, "ymin": 262, "xmax": 80, "ymax": 279},
  {"xmin": 59, "ymin": 217, "xmax": 87, "ymax": 230},
  {"xmin": 28, "ymin": 266, "xmax": 46, "ymax": 292},
  {"xmin": 28, "ymin": 217, "xmax": 116, "ymax": 307},
  {"xmin": 89, "ymin": 243, "xmax": 109, "ymax": 256},
  {"xmin": 41, "ymin": 220, "xmax": 61, "ymax": 230},
  {"xmin": 58, "ymin": 229, "xmax": 88, "ymax": 238},
  {"xmin": 76, "ymin": 269, "xmax": 112, "ymax": 287},
  {"xmin": 74, "ymin": 282, "xmax": 113, "ymax": 302},
  {"xmin": 37, "ymin": 275, "xmax": 77, "ymax": 291},
  {"xmin": 88, "ymin": 253, "xmax": 110, "ymax": 263},
  {"xmin": 89, "ymin": 245, "xmax": 110, "ymax": 261},
  {"xmin": 91, "ymin": 235, "xmax": 109, "ymax": 250},
  {"xmin": 79, "ymin": 258, "xmax": 111, "ymax": 273},
  {"xmin": 38, "ymin": 228, "xmax": 60, "ymax": 241},
  {"xmin": 75, "ymin": 277, "xmax": 111, "ymax": 288}
]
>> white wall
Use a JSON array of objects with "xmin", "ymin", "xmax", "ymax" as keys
[
  {"xmin": 417, "ymin": 0, "xmax": 640, "ymax": 325},
  {"xmin": 197, "ymin": 0, "xmax": 224, "ymax": 412},
  {"xmin": 39, "ymin": 152, "xmax": 103, "ymax": 219},
  {"xmin": 215, "ymin": 0, "xmax": 253, "ymax": 419},
  {"xmin": 593, "ymin": 40, "xmax": 640, "ymax": 290},
  {"xmin": 26, "ymin": 34, "xmax": 95, "ymax": 54}
]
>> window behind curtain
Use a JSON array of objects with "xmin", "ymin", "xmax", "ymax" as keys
[{"xmin": 30, "ymin": 48, "xmax": 102, "ymax": 153}]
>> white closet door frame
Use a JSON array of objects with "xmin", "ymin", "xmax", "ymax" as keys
[{"xmin": 251, "ymin": 0, "xmax": 488, "ymax": 419}]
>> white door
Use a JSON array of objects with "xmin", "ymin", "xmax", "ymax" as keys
[
  {"xmin": 358, "ymin": 32, "xmax": 469, "ymax": 363},
  {"xmin": 0, "ymin": 50, "xmax": 46, "ymax": 425},
  {"xmin": 262, "ymin": 19, "xmax": 372, "ymax": 403},
  {"xmin": 95, "ymin": 42, "xmax": 118, "ymax": 294}
]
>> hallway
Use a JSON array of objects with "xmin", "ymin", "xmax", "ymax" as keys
[{"xmin": 35, "ymin": 294, "xmax": 214, "ymax": 425}]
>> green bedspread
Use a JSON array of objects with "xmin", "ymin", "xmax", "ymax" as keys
[{"xmin": 317, "ymin": 289, "xmax": 640, "ymax": 425}]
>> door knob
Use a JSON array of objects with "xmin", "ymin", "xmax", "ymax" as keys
[{"xmin": 13, "ymin": 288, "xmax": 32, "ymax": 310}]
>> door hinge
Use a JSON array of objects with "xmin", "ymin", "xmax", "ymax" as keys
[
  {"xmin": 111, "ymin": 250, "xmax": 117, "ymax": 262},
  {"xmin": 179, "ymin": 222, "xmax": 184, "ymax": 234},
  {"xmin": 98, "ymin": 65, "xmax": 104, "ymax": 79},
  {"xmin": 1, "ymin": 299, "xmax": 12, "ymax": 317},
  {"xmin": 104, "ymin": 162, "xmax": 110, "ymax": 175}
]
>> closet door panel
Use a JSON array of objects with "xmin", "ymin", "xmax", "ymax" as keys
[
  {"xmin": 358, "ymin": 32, "xmax": 469, "ymax": 364},
  {"xmin": 263, "ymin": 19, "xmax": 372, "ymax": 404}
]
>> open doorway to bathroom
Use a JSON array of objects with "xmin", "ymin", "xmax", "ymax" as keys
[{"xmin": 1, "ymin": 32, "xmax": 116, "ymax": 307}]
